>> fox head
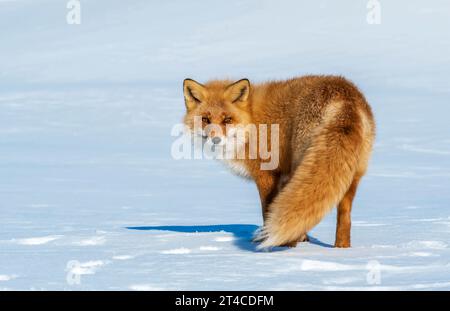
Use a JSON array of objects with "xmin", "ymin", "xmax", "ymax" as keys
[{"xmin": 182, "ymin": 78, "xmax": 253, "ymax": 146}]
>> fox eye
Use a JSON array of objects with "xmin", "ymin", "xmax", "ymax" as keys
[
  {"xmin": 202, "ymin": 116, "xmax": 211, "ymax": 124},
  {"xmin": 223, "ymin": 117, "xmax": 233, "ymax": 124}
]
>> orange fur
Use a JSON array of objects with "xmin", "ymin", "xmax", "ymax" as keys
[{"xmin": 183, "ymin": 76, "xmax": 375, "ymax": 249}]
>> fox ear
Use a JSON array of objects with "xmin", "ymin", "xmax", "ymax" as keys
[
  {"xmin": 225, "ymin": 79, "xmax": 251, "ymax": 103},
  {"xmin": 183, "ymin": 79, "xmax": 206, "ymax": 110}
]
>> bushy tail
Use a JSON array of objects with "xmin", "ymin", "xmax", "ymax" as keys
[{"xmin": 255, "ymin": 102, "xmax": 366, "ymax": 249}]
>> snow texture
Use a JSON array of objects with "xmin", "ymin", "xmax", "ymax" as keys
[{"xmin": 0, "ymin": 0, "xmax": 449, "ymax": 290}]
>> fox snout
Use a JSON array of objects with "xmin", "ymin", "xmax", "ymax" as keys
[
  {"xmin": 203, "ymin": 125, "xmax": 226, "ymax": 144},
  {"xmin": 211, "ymin": 136, "xmax": 222, "ymax": 145},
  {"xmin": 204, "ymin": 130, "xmax": 226, "ymax": 147}
]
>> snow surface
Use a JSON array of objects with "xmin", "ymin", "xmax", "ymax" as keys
[{"xmin": 1, "ymin": 0, "xmax": 450, "ymax": 290}]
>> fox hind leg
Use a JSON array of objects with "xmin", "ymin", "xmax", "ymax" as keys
[{"xmin": 334, "ymin": 175, "xmax": 361, "ymax": 248}]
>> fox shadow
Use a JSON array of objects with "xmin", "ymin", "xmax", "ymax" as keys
[{"xmin": 126, "ymin": 224, "xmax": 332, "ymax": 252}]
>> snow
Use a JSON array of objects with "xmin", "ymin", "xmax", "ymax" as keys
[
  {"xmin": 160, "ymin": 248, "xmax": 192, "ymax": 255},
  {"xmin": 66, "ymin": 260, "xmax": 107, "ymax": 276},
  {"xmin": 1, "ymin": 0, "xmax": 450, "ymax": 290},
  {"xmin": 13, "ymin": 235, "xmax": 63, "ymax": 246},
  {"xmin": 0, "ymin": 275, "xmax": 17, "ymax": 282}
]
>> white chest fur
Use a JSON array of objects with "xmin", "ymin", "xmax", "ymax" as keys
[{"xmin": 220, "ymin": 159, "xmax": 251, "ymax": 179}]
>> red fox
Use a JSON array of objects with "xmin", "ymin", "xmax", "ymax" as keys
[{"xmin": 182, "ymin": 76, "xmax": 375, "ymax": 249}]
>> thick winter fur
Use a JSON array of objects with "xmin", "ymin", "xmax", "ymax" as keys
[{"xmin": 182, "ymin": 76, "xmax": 375, "ymax": 249}]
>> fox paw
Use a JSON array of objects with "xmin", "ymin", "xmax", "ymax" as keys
[
  {"xmin": 334, "ymin": 240, "xmax": 351, "ymax": 248},
  {"xmin": 279, "ymin": 234, "xmax": 309, "ymax": 248},
  {"xmin": 280, "ymin": 241, "xmax": 298, "ymax": 248},
  {"xmin": 298, "ymin": 234, "xmax": 309, "ymax": 243}
]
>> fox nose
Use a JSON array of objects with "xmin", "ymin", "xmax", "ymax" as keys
[{"xmin": 212, "ymin": 136, "xmax": 222, "ymax": 145}]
